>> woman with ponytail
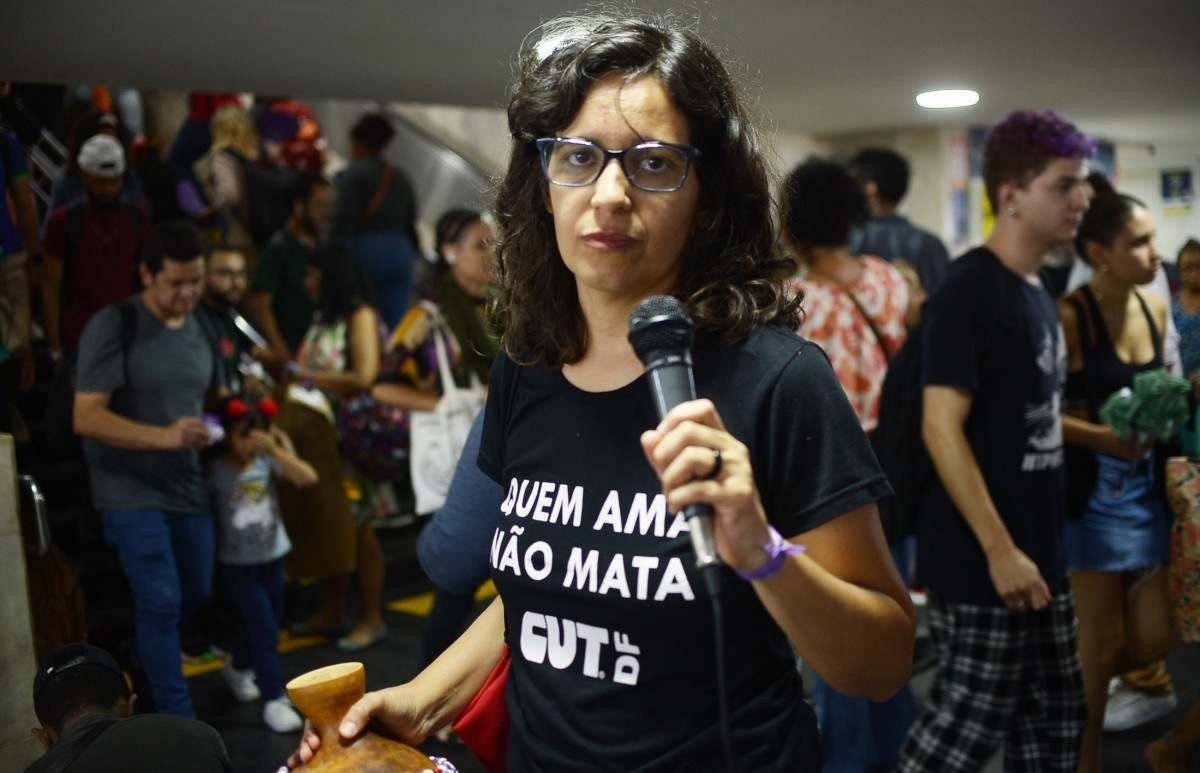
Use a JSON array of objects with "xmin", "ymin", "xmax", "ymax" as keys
[{"xmin": 1059, "ymin": 174, "xmax": 1174, "ymax": 772}]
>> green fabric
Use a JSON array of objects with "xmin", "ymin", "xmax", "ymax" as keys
[
  {"xmin": 1099, "ymin": 368, "xmax": 1191, "ymax": 441},
  {"xmin": 252, "ymin": 229, "xmax": 316, "ymax": 352},
  {"xmin": 435, "ymin": 273, "xmax": 499, "ymax": 386}
]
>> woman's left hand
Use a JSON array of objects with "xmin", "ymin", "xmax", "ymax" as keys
[{"xmin": 640, "ymin": 399, "xmax": 773, "ymax": 573}]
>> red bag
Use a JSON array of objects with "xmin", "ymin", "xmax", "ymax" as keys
[{"xmin": 452, "ymin": 645, "xmax": 511, "ymax": 773}]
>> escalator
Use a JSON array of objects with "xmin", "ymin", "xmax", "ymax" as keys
[
  {"xmin": 312, "ymin": 99, "xmax": 502, "ymax": 241},
  {"xmin": 13, "ymin": 94, "xmax": 501, "ymax": 664}
]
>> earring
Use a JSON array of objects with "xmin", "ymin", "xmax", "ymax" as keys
[{"xmin": 1006, "ymin": 207, "xmax": 1017, "ymax": 218}]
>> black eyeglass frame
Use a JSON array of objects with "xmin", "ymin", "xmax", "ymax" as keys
[{"xmin": 535, "ymin": 136, "xmax": 703, "ymax": 193}]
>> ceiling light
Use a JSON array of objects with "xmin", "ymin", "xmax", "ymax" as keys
[{"xmin": 915, "ymin": 89, "xmax": 980, "ymax": 109}]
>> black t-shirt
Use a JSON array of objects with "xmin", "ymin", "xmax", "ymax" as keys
[
  {"xmin": 917, "ymin": 247, "xmax": 1068, "ymax": 606},
  {"xmin": 25, "ymin": 713, "xmax": 233, "ymax": 773},
  {"xmin": 479, "ymin": 324, "xmax": 890, "ymax": 772}
]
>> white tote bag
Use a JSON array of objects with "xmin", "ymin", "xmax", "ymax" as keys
[{"xmin": 409, "ymin": 310, "xmax": 486, "ymax": 515}]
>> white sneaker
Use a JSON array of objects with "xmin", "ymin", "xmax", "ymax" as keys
[
  {"xmin": 1103, "ymin": 682, "xmax": 1177, "ymax": 732},
  {"xmin": 263, "ymin": 697, "xmax": 304, "ymax": 733},
  {"xmin": 220, "ymin": 664, "xmax": 261, "ymax": 703}
]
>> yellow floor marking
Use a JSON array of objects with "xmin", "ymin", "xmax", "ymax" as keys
[
  {"xmin": 278, "ymin": 631, "xmax": 328, "ymax": 653},
  {"xmin": 183, "ymin": 582, "xmax": 497, "ymax": 678},
  {"xmin": 183, "ymin": 659, "xmax": 224, "ymax": 678},
  {"xmin": 386, "ymin": 580, "xmax": 497, "ymax": 617}
]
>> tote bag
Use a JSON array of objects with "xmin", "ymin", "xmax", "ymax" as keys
[{"xmin": 409, "ymin": 309, "xmax": 486, "ymax": 514}]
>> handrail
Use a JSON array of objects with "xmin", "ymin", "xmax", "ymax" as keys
[
  {"xmin": 26, "ymin": 129, "xmax": 66, "ymax": 207},
  {"xmin": 36, "ymin": 127, "xmax": 66, "ymax": 159},
  {"xmin": 19, "ymin": 474, "xmax": 50, "ymax": 557}
]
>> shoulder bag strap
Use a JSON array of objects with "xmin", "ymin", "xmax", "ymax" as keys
[
  {"xmin": 815, "ymin": 268, "xmax": 892, "ymax": 361},
  {"xmin": 424, "ymin": 305, "xmax": 462, "ymax": 399},
  {"xmin": 117, "ymin": 298, "xmax": 140, "ymax": 387},
  {"xmin": 360, "ymin": 163, "xmax": 394, "ymax": 227},
  {"xmin": 1131, "ymin": 289, "xmax": 1163, "ymax": 360}
]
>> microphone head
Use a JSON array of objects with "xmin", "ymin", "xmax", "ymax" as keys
[{"xmin": 628, "ymin": 294, "xmax": 694, "ymax": 365}]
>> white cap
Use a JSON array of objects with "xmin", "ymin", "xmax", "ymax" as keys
[{"xmin": 77, "ymin": 135, "xmax": 126, "ymax": 178}]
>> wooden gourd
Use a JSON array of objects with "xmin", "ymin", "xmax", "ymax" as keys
[{"xmin": 287, "ymin": 662, "xmax": 439, "ymax": 772}]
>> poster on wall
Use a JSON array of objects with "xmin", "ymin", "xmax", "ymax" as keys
[{"xmin": 1161, "ymin": 168, "xmax": 1194, "ymax": 216}]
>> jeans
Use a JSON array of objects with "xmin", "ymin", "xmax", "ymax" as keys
[
  {"xmin": 221, "ymin": 560, "xmax": 286, "ymax": 700},
  {"xmin": 812, "ymin": 676, "xmax": 918, "ymax": 773},
  {"xmin": 100, "ymin": 508, "xmax": 215, "ymax": 717},
  {"xmin": 351, "ymin": 230, "xmax": 416, "ymax": 329},
  {"xmin": 811, "ymin": 540, "xmax": 918, "ymax": 773}
]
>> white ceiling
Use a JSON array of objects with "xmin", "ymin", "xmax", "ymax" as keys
[{"xmin": 3, "ymin": 0, "xmax": 1199, "ymax": 144}]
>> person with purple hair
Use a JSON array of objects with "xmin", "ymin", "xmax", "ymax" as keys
[{"xmin": 899, "ymin": 111, "xmax": 1093, "ymax": 771}]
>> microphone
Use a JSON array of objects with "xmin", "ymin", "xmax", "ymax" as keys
[{"xmin": 628, "ymin": 295, "xmax": 721, "ymax": 571}]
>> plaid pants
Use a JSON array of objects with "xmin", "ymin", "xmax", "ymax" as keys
[{"xmin": 899, "ymin": 592, "xmax": 1086, "ymax": 772}]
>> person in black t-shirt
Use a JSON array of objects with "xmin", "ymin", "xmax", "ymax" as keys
[
  {"xmin": 291, "ymin": 13, "xmax": 915, "ymax": 773},
  {"xmin": 196, "ymin": 244, "xmax": 277, "ymax": 394},
  {"xmin": 899, "ymin": 111, "xmax": 1094, "ymax": 772},
  {"xmin": 27, "ymin": 643, "xmax": 233, "ymax": 773}
]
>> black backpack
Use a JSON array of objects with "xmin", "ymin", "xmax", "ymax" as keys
[
  {"xmin": 870, "ymin": 319, "xmax": 934, "ymax": 544},
  {"xmin": 227, "ymin": 150, "xmax": 295, "ymax": 247},
  {"xmin": 45, "ymin": 300, "xmax": 227, "ymax": 450},
  {"xmin": 45, "ymin": 299, "xmax": 140, "ymax": 450}
]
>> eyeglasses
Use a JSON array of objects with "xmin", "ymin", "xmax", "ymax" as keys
[{"xmin": 536, "ymin": 137, "xmax": 702, "ymax": 193}]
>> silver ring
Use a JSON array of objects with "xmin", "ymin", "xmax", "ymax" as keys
[{"xmin": 703, "ymin": 448, "xmax": 723, "ymax": 480}]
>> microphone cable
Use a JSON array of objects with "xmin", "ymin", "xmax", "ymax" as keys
[{"xmin": 700, "ymin": 565, "xmax": 736, "ymax": 773}]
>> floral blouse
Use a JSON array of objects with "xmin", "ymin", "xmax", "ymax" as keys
[{"xmin": 787, "ymin": 255, "xmax": 909, "ymax": 432}]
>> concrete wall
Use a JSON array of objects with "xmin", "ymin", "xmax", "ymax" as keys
[
  {"xmin": 1116, "ymin": 141, "xmax": 1200, "ymax": 263},
  {"xmin": 0, "ymin": 435, "xmax": 42, "ymax": 769},
  {"xmin": 391, "ymin": 103, "xmax": 511, "ymax": 178}
]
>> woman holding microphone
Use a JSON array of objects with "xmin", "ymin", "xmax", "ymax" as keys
[{"xmin": 291, "ymin": 13, "xmax": 914, "ymax": 770}]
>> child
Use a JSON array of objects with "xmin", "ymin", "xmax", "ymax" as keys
[{"xmin": 208, "ymin": 394, "xmax": 317, "ymax": 733}]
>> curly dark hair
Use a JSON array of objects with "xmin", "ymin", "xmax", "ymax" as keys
[
  {"xmin": 782, "ymin": 158, "xmax": 870, "ymax": 249},
  {"xmin": 350, "ymin": 112, "xmax": 395, "ymax": 154},
  {"xmin": 492, "ymin": 12, "xmax": 799, "ymax": 366},
  {"xmin": 848, "ymin": 148, "xmax": 910, "ymax": 205}
]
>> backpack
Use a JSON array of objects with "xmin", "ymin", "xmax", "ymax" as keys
[
  {"xmin": 44, "ymin": 299, "xmax": 140, "ymax": 450},
  {"xmin": 870, "ymin": 318, "xmax": 933, "ymax": 544},
  {"xmin": 872, "ymin": 261, "xmax": 1013, "ymax": 543},
  {"xmin": 227, "ymin": 150, "xmax": 295, "ymax": 247}
]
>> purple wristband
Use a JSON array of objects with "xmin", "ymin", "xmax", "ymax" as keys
[{"xmin": 735, "ymin": 525, "xmax": 806, "ymax": 581}]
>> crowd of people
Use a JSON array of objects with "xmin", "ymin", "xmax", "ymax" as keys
[
  {"xmin": 0, "ymin": 82, "xmax": 501, "ymax": 742},
  {"xmin": 4, "ymin": 10, "xmax": 1200, "ymax": 773}
]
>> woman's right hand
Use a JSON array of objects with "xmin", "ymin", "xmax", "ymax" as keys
[{"xmin": 286, "ymin": 685, "xmax": 433, "ymax": 769}]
